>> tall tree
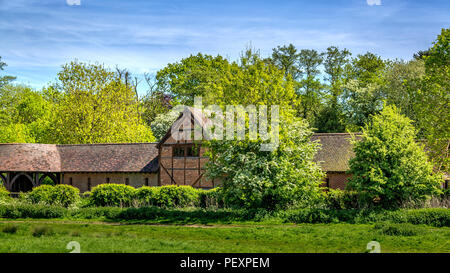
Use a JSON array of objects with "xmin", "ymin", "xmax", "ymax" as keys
[
  {"xmin": 48, "ymin": 61, "xmax": 154, "ymax": 144},
  {"xmin": 0, "ymin": 57, "xmax": 16, "ymax": 88},
  {"xmin": 156, "ymin": 53, "xmax": 230, "ymax": 105},
  {"xmin": 415, "ymin": 28, "xmax": 450, "ymax": 172},
  {"xmin": 270, "ymin": 44, "xmax": 301, "ymax": 80},
  {"xmin": 384, "ymin": 59, "xmax": 425, "ymax": 122},
  {"xmin": 297, "ymin": 49, "xmax": 324, "ymax": 124},
  {"xmin": 0, "ymin": 84, "xmax": 53, "ymax": 143},
  {"xmin": 342, "ymin": 52, "xmax": 387, "ymax": 129},
  {"xmin": 315, "ymin": 46, "xmax": 351, "ymax": 132}
]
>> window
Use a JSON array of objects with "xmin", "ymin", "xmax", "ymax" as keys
[
  {"xmin": 173, "ymin": 145, "xmax": 199, "ymax": 157},
  {"xmin": 106, "ymin": 177, "xmax": 110, "ymax": 184},
  {"xmin": 69, "ymin": 177, "xmax": 73, "ymax": 186},
  {"xmin": 173, "ymin": 147, "xmax": 185, "ymax": 157},
  {"xmin": 87, "ymin": 178, "xmax": 91, "ymax": 191},
  {"xmin": 186, "ymin": 146, "xmax": 199, "ymax": 157},
  {"xmin": 145, "ymin": 178, "xmax": 149, "ymax": 186},
  {"xmin": 125, "ymin": 178, "xmax": 129, "ymax": 185}
]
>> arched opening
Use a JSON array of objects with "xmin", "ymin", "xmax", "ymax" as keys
[
  {"xmin": 39, "ymin": 173, "xmax": 58, "ymax": 186},
  {"xmin": 10, "ymin": 174, "xmax": 34, "ymax": 193}
]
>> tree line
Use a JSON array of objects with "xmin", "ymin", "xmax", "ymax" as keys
[{"xmin": 0, "ymin": 28, "xmax": 448, "ymax": 171}]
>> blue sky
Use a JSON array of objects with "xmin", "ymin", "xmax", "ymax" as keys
[{"xmin": 0, "ymin": 0, "xmax": 448, "ymax": 94}]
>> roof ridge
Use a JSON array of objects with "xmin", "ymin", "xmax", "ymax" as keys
[{"xmin": 56, "ymin": 142, "xmax": 158, "ymax": 146}]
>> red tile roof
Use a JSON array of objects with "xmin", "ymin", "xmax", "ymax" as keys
[{"xmin": 0, "ymin": 143, "xmax": 159, "ymax": 173}]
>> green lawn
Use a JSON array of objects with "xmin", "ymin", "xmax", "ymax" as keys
[{"xmin": 0, "ymin": 220, "xmax": 448, "ymax": 253}]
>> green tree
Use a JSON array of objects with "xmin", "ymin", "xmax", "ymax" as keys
[
  {"xmin": 297, "ymin": 49, "xmax": 324, "ymax": 124},
  {"xmin": 270, "ymin": 44, "xmax": 301, "ymax": 80},
  {"xmin": 342, "ymin": 52, "xmax": 387, "ymax": 130},
  {"xmin": 384, "ymin": 59, "xmax": 425, "ymax": 122},
  {"xmin": 150, "ymin": 109, "xmax": 180, "ymax": 141},
  {"xmin": 213, "ymin": 49, "xmax": 298, "ymax": 117},
  {"xmin": 156, "ymin": 53, "xmax": 230, "ymax": 105},
  {"xmin": 48, "ymin": 61, "xmax": 155, "ymax": 144},
  {"xmin": 0, "ymin": 57, "xmax": 16, "ymax": 88},
  {"xmin": 347, "ymin": 105, "xmax": 442, "ymax": 209},
  {"xmin": 315, "ymin": 46, "xmax": 351, "ymax": 132},
  {"xmin": 205, "ymin": 119, "xmax": 324, "ymax": 210},
  {"xmin": 0, "ymin": 84, "xmax": 53, "ymax": 143},
  {"xmin": 414, "ymin": 28, "xmax": 450, "ymax": 172}
]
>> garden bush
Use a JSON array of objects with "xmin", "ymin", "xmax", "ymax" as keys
[
  {"xmin": 2, "ymin": 224, "xmax": 18, "ymax": 234},
  {"xmin": 198, "ymin": 187, "xmax": 224, "ymax": 208},
  {"xmin": 110, "ymin": 206, "xmax": 260, "ymax": 223},
  {"xmin": 134, "ymin": 186, "xmax": 158, "ymax": 206},
  {"xmin": 324, "ymin": 189, "xmax": 360, "ymax": 209},
  {"xmin": 27, "ymin": 184, "xmax": 79, "ymax": 207},
  {"xmin": 382, "ymin": 208, "xmax": 449, "ymax": 227},
  {"xmin": 151, "ymin": 185, "xmax": 200, "ymax": 208},
  {"xmin": 89, "ymin": 183, "xmax": 136, "ymax": 207},
  {"xmin": 0, "ymin": 186, "xmax": 10, "ymax": 202},
  {"xmin": 0, "ymin": 203, "xmax": 66, "ymax": 218},
  {"xmin": 373, "ymin": 222, "xmax": 421, "ymax": 236}
]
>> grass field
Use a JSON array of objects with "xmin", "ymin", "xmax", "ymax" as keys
[{"xmin": 0, "ymin": 219, "xmax": 448, "ymax": 253}]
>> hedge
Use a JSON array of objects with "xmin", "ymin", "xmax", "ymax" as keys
[
  {"xmin": 93, "ymin": 185, "xmax": 209, "ymax": 208},
  {"xmin": 0, "ymin": 186, "xmax": 10, "ymax": 202},
  {"xmin": 26, "ymin": 185, "xmax": 79, "ymax": 207},
  {"xmin": 0, "ymin": 202, "xmax": 447, "ymax": 227},
  {"xmin": 89, "ymin": 184, "xmax": 136, "ymax": 207},
  {"xmin": 285, "ymin": 208, "xmax": 450, "ymax": 227}
]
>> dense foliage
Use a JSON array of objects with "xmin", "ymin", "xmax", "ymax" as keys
[
  {"xmin": 135, "ymin": 185, "xmax": 200, "ymax": 207},
  {"xmin": 89, "ymin": 184, "xmax": 136, "ymax": 207},
  {"xmin": 0, "ymin": 186, "xmax": 10, "ymax": 202},
  {"xmin": 26, "ymin": 184, "xmax": 80, "ymax": 207},
  {"xmin": 347, "ymin": 105, "xmax": 443, "ymax": 208},
  {"xmin": 205, "ymin": 120, "xmax": 325, "ymax": 210}
]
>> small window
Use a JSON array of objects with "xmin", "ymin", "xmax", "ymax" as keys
[
  {"xmin": 173, "ymin": 147, "xmax": 185, "ymax": 157},
  {"xmin": 186, "ymin": 146, "xmax": 199, "ymax": 157},
  {"xmin": 125, "ymin": 178, "xmax": 129, "ymax": 185},
  {"xmin": 106, "ymin": 177, "xmax": 110, "ymax": 184},
  {"xmin": 69, "ymin": 177, "xmax": 73, "ymax": 186},
  {"xmin": 145, "ymin": 178, "xmax": 149, "ymax": 186},
  {"xmin": 87, "ymin": 178, "xmax": 91, "ymax": 191}
]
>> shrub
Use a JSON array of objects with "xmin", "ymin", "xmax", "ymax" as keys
[
  {"xmin": 0, "ymin": 203, "xmax": 66, "ymax": 218},
  {"xmin": 2, "ymin": 224, "xmax": 18, "ymax": 234},
  {"xmin": 89, "ymin": 184, "xmax": 136, "ymax": 207},
  {"xmin": 32, "ymin": 225, "xmax": 54, "ymax": 237},
  {"xmin": 285, "ymin": 208, "xmax": 360, "ymax": 224},
  {"xmin": 0, "ymin": 186, "xmax": 10, "ymax": 202},
  {"xmin": 198, "ymin": 187, "xmax": 224, "ymax": 208},
  {"xmin": 373, "ymin": 222, "xmax": 421, "ymax": 236},
  {"xmin": 27, "ymin": 185, "xmax": 79, "ymax": 207},
  {"xmin": 152, "ymin": 185, "xmax": 200, "ymax": 208},
  {"xmin": 324, "ymin": 189, "xmax": 359, "ymax": 209},
  {"xmin": 135, "ymin": 186, "xmax": 158, "ymax": 206},
  {"xmin": 383, "ymin": 208, "xmax": 449, "ymax": 227}
]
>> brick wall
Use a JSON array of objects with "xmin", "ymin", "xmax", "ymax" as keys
[
  {"xmin": 61, "ymin": 172, "xmax": 158, "ymax": 192},
  {"xmin": 326, "ymin": 172, "xmax": 351, "ymax": 189}
]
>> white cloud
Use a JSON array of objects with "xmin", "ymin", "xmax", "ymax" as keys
[
  {"xmin": 366, "ymin": 0, "xmax": 381, "ymax": 6},
  {"xmin": 66, "ymin": 0, "xmax": 81, "ymax": 6}
]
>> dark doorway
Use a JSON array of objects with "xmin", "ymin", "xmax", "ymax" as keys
[{"xmin": 11, "ymin": 175, "xmax": 34, "ymax": 193}]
